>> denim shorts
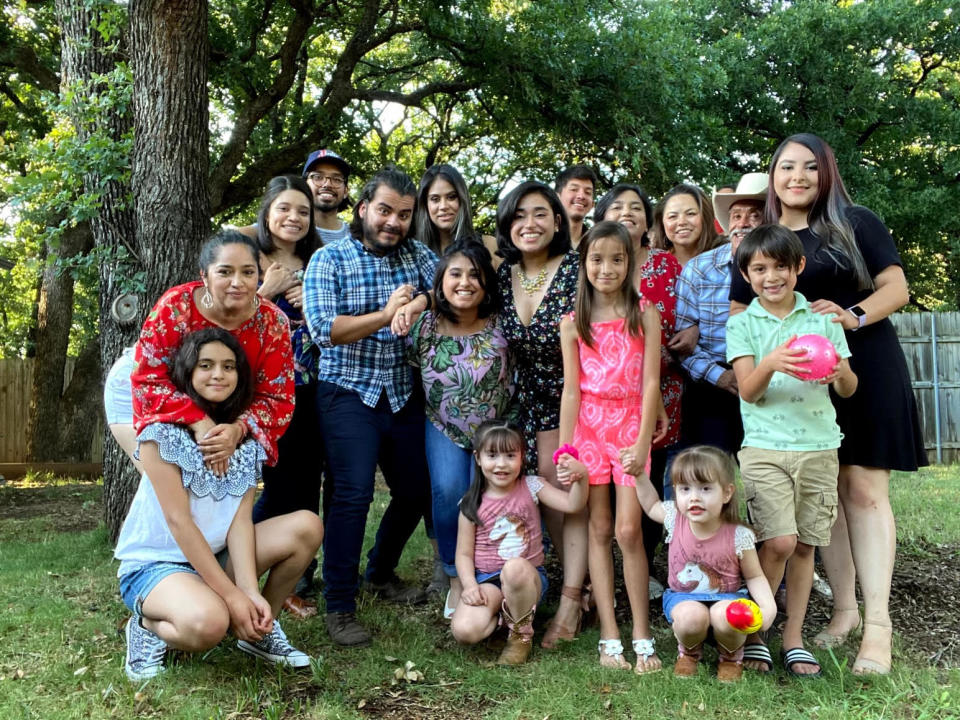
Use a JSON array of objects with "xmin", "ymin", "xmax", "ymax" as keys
[
  {"xmin": 661, "ymin": 587, "xmax": 749, "ymax": 624},
  {"xmin": 476, "ymin": 565, "xmax": 549, "ymax": 603},
  {"xmin": 119, "ymin": 550, "xmax": 229, "ymax": 614}
]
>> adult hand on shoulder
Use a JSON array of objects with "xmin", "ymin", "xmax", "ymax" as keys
[{"xmin": 808, "ymin": 298, "xmax": 858, "ymax": 330}]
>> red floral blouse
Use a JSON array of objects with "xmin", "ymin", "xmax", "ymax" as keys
[
  {"xmin": 131, "ymin": 281, "xmax": 295, "ymax": 465},
  {"xmin": 638, "ymin": 249, "xmax": 683, "ymax": 449}
]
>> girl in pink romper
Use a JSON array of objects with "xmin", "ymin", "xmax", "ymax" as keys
[{"xmin": 558, "ymin": 221, "xmax": 663, "ymax": 673}]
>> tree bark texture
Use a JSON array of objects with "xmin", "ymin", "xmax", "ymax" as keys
[{"xmin": 25, "ymin": 221, "xmax": 93, "ymax": 461}]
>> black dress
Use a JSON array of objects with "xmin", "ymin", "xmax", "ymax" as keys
[
  {"xmin": 498, "ymin": 250, "xmax": 579, "ymax": 471},
  {"xmin": 730, "ymin": 206, "xmax": 927, "ymax": 471}
]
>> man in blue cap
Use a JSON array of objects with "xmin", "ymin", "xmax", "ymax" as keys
[{"xmin": 302, "ymin": 149, "xmax": 354, "ymax": 245}]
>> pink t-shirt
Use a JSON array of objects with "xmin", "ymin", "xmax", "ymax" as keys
[
  {"xmin": 663, "ymin": 503, "xmax": 755, "ymax": 594},
  {"xmin": 473, "ymin": 476, "xmax": 545, "ymax": 574}
]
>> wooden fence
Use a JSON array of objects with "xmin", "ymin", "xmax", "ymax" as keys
[
  {"xmin": 0, "ymin": 357, "xmax": 104, "ymax": 465},
  {"xmin": 890, "ymin": 312, "xmax": 960, "ymax": 465},
  {"xmin": 1, "ymin": 312, "xmax": 959, "ymax": 465}
]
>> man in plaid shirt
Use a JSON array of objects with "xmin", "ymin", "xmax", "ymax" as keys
[
  {"xmin": 673, "ymin": 173, "xmax": 766, "ymax": 455},
  {"xmin": 303, "ymin": 167, "xmax": 438, "ymax": 647}
]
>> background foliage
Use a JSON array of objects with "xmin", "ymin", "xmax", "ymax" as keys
[{"xmin": 1, "ymin": 0, "xmax": 959, "ymax": 360}]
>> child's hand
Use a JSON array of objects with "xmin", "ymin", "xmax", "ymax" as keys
[
  {"xmin": 226, "ymin": 588, "xmax": 265, "ymax": 643},
  {"xmin": 761, "ymin": 335, "xmax": 811, "ymax": 380},
  {"xmin": 244, "ymin": 588, "xmax": 274, "ymax": 635},
  {"xmin": 817, "ymin": 360, "xmax": 843, "ymax": 385},
  {"xmin": 619, "ymin": 446, "xmax": 646, "ymax": 477},
  {"xmin": 555, "ymin": 456, "xmax": 587, "ymax": 485},
  {"xmin": 461, "ymin": 584, "xmax": 486, "ymax": 606}
]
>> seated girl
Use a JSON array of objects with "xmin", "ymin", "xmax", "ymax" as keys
[{"xmin": 114, "ymin": 328, "xmax": 323, "ymax": 682}]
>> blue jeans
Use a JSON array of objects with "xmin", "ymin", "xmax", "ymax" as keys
[
  {"xmin": 316, "ymin": 382, "xmax": 430, "ymax": 614},
  {"xmin": 423, "ymin": 421, "xmax": 473, "ymax": 577}
]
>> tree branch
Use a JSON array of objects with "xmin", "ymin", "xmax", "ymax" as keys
[{"xmin": 352, "ymin": 80, "xmax": 474, "ymax": 106}]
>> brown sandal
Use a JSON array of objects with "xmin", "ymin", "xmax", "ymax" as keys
[
  {"xmin": 282, "ymin": 593, "xmax": 318, "ymax": 619},
  {"xmin": 541, "ymin": 585, "xmax": 583, "ymax": 649}
]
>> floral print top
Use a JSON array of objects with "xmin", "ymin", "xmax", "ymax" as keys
[
  {"xmin": 131, "ymin": 281, "xmax": 295, "ymax": 465},
  {"xmin": 498, "ymin": 250, "xmax": 579, "ymax": 469},
  {"xmin": 406, "ymin": 312, "xmax": 514, "ymax": 449},
  {"xmin": 638, "ymin": 248, "xmax": 683, "ymax": 449}
]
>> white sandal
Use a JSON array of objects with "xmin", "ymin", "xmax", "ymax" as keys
[
  {"xmin": 598, "ymin": 638, "xmax": 632, "ymax": 670},
  {"xmin": 632, "ymin": 637, "xmax": 661, "ymax": 674},
  {"xmin": 443, "ymin": 590, "xmax": 456, "ymax": 620}
]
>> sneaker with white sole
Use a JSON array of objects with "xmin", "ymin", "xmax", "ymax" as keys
[
  {"xmin": 237, "ymin": 620, "xmax": 311, "ymax": 668},
  {"xmin": 124, "ymin": 613, "xmax": 167, "ymax": 682}
]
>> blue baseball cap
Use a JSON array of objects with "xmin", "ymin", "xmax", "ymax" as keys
[{"xmin": 302, "ymin": 149, "xmax": 351, "ymax": 179}]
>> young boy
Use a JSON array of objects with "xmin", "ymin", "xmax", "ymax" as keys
[{"xmin": 725, "ymin": 224, "xmax": 857, "ymax": 678}]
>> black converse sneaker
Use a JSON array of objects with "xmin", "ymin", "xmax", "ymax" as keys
[{"xmin": 237, "ymin": 620, "xmax": 311, "ymax": 667}]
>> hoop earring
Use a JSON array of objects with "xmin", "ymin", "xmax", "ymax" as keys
[{"xmin": 200, "ymin": 287, "xmax": 213, "ymax": 309}]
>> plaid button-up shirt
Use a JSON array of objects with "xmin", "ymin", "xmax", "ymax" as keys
[
  {"xmin": 675, "ymin": 243, "xmax": 734, "ymax": 386},
  {"xmin": 303, "ymin": 234, "xmax": 437, "ymax": 410}
]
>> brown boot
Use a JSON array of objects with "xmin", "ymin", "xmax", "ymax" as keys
[
  {"xmin": 673, "ymin": 642, "xmax": 703, "ymax": 678},
  {"xmin": 716, "ymin": 642, "xmax": 745, "ymax": 683},
  {"xmin": 497, "ymin": 601, "xmax": 535, "ymax": 666}
]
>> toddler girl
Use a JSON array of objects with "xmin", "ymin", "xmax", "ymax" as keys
[
  {"xmin": 451, "ymin": 420, "xmax": 588, "ymax": 665},
  {"xmin": 634, "ymin": 445, "xmax": 776, "ymax": 682},
  {"xmin": 558, "ymin": 221, "xmax": 663, "ymax": 672},
  {"xmin": 114, "ymin": 328, "xmax": 323, "ymax": 681}
]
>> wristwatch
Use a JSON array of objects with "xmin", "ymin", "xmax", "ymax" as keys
[{"xmin": 847, "ymin": 304, "xmax": 866, "ymax": 331}]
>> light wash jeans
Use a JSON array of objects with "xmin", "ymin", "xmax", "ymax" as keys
[{"xmin": 423, "ymin": 420, "xmax": 473, "ymax": 577}]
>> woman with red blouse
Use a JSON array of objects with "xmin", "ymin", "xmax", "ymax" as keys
[{"xmin": 131, "ymin": 230, "xmax": 295, "ymax": 472}]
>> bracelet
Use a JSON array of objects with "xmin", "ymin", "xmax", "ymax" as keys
[{"xmin": 552, "ymin": 443, "xmax": 580, "ymax": 465}]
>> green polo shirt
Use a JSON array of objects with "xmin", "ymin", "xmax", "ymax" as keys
[{"xmin": 726, "ymin": 292, "xmax": 852, "ymax": 451}]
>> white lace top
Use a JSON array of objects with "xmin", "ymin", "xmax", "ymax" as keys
[{"xmin": 115, "ymin": 423, "xmax": 265, "ymax": 576}]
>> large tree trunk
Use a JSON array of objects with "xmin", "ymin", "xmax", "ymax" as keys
[
  {"xmin": 58, "ymin": 337, "xmax": 105, "ymax": 460},
  {"xmin": 26, "ymin": 221, "xmax": 93, "ymax": 461},
  {"xmin": 98, "ymin": 0, "xmax": 211, "ymax": 540},
  {"xmin": 58, "ymin": 0, "xmax": 138, "ymax": 538}
]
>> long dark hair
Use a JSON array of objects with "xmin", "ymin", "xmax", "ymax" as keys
[
  {"xmin": 171, "ymin": 328, "xmax": 253, "ymax": 425},
  {"xmin": 495, "ymin": 181, "xmax": 571, "ymax": 265},
  {"xmin": 255, "ymin": 175, "xmax": 319, "ymax": 265},
  {"xmin": 595, "ymin": 183, "xmax": 653, "ymax": 246},
  {"xmin": 415, "ymin": 164, "xmax": 476, "ymax": 255},
  {"xmin": 650, "ymin": 184, "xmax": 723, "ymax": 256},
  {"xmin": 765, "ymin": 133, "xmax": 873, "ymax": 291},
  {"xmin": 433, "ymin": 239, "xmax": 501, "ymax": 323},
  {"xmin": 574, "ymin": 221, "xmax": 642, "ymax": 348},
  {"xmin": 459, "ymin": 419, "xmax": 525, "ymax": 526}
]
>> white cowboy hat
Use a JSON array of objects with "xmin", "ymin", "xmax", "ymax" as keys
[{"xmin": 713, "ymin": 172, "xmax": 768, "ymax": 232}]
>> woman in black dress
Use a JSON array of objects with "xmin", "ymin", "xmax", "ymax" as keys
[
  {"xmin": 496, "ymin": 181, "xmax": 585, "ymax": 647},
  {"xmin": 730, "ymin": 133, "xmax": 927, "ymax": 675}
]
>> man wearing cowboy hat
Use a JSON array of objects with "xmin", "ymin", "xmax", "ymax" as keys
[{"xmin": 672, "ymin": 172, "xmax": 767, "ymax": 454}]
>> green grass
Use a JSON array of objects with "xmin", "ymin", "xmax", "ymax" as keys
[{"xmin": 0, "ymin": 468, "xmax": 958, "ymax": 719}]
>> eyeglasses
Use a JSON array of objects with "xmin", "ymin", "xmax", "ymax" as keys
[{"xmin": 307, "ymin": 172, "xmax": 346, "ymax": 188}]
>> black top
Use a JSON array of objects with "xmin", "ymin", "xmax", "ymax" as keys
[{"xmin": 730, "ymin": 206, "xmax": 927, "ymax": 471}]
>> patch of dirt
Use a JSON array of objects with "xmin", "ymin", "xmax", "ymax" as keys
[
  {"xmin": 0, "ymin": 480, "xmax": 101, "ymax": 533},
  {"xmin": 544, "ymin": 539, "xmax": 960, "ymax": 669},
  {"xmin": 357, "ymin": 688, "xmax": 493, "ymax": 720}
]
